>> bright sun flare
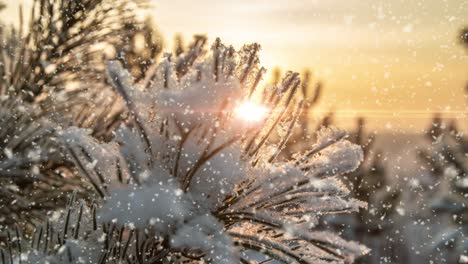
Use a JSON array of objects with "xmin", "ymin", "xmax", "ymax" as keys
[{"xmin": 234, "ymin": 101, "xmax": 269, "ymax": 122}]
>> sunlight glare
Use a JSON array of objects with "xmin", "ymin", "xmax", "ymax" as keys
[{"xmin": 234, "ymin": 101, "xmax": 269, "ymax": 123}]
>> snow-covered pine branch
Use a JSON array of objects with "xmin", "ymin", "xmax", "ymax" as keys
[
  {"xmin": 0, "ymin": 0, "xmax": 152, "ymax": 233},
  {"xmin": 0, "ymin": 99, "xmax": 88, "ymax": 233},
  {"xmin": 0, "ymin": 0, "xmax": 149, "ymax": 101},
  {"xmin": 1, "ymin": 39, "xmax": 368, "ymax": 263},
  {"xmin": 0, "ymin": 0, "xmax": 155, "ymax": 140}
]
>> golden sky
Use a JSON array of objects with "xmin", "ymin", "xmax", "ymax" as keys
[{"xmin": 4, "ymin": 0, "xmax": 468, "ymax": 131}]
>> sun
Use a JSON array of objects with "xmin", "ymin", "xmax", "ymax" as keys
[{"xmin": 234, "ymin": 101, "xmax": 269, "ymax": 123}]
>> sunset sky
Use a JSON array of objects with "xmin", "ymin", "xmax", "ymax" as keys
[{"xmin": 3, "ymin": 0, "xmax": 468, "ymax": 131}]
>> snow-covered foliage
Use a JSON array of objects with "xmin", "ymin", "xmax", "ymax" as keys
[
  {"xmin": 0, "ymin": 0, "xmax": 153, "ymax": 140},
  {"xmin": 0, "ymin": 0, "xmax": 152, "ymax": 233},
  {"xmin": 1, "ymin": 39, "xmax": 369, "ymax": 264},
  {"xmin": 0, "ymin": 99, "xmax": 82, "ymax": 232},
  {"xmin": 0, "ymin": 0, "xmax": 147, "ymax": 100},
  {"xmin": 267, "ymin": 68, "xmax": 392, "ymax": 263},
  {"xmin": 0, "ymin": 2, "xmax": 370, "ymax": 263}
]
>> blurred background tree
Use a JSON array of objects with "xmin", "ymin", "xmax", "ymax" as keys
[
  {"xmin": 460, "ymin": 27, "xmax": 468, "ymax": 49},
  {"xmin": 416, "ymin": 26, "xmax": 468, "ymax": 263}
]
